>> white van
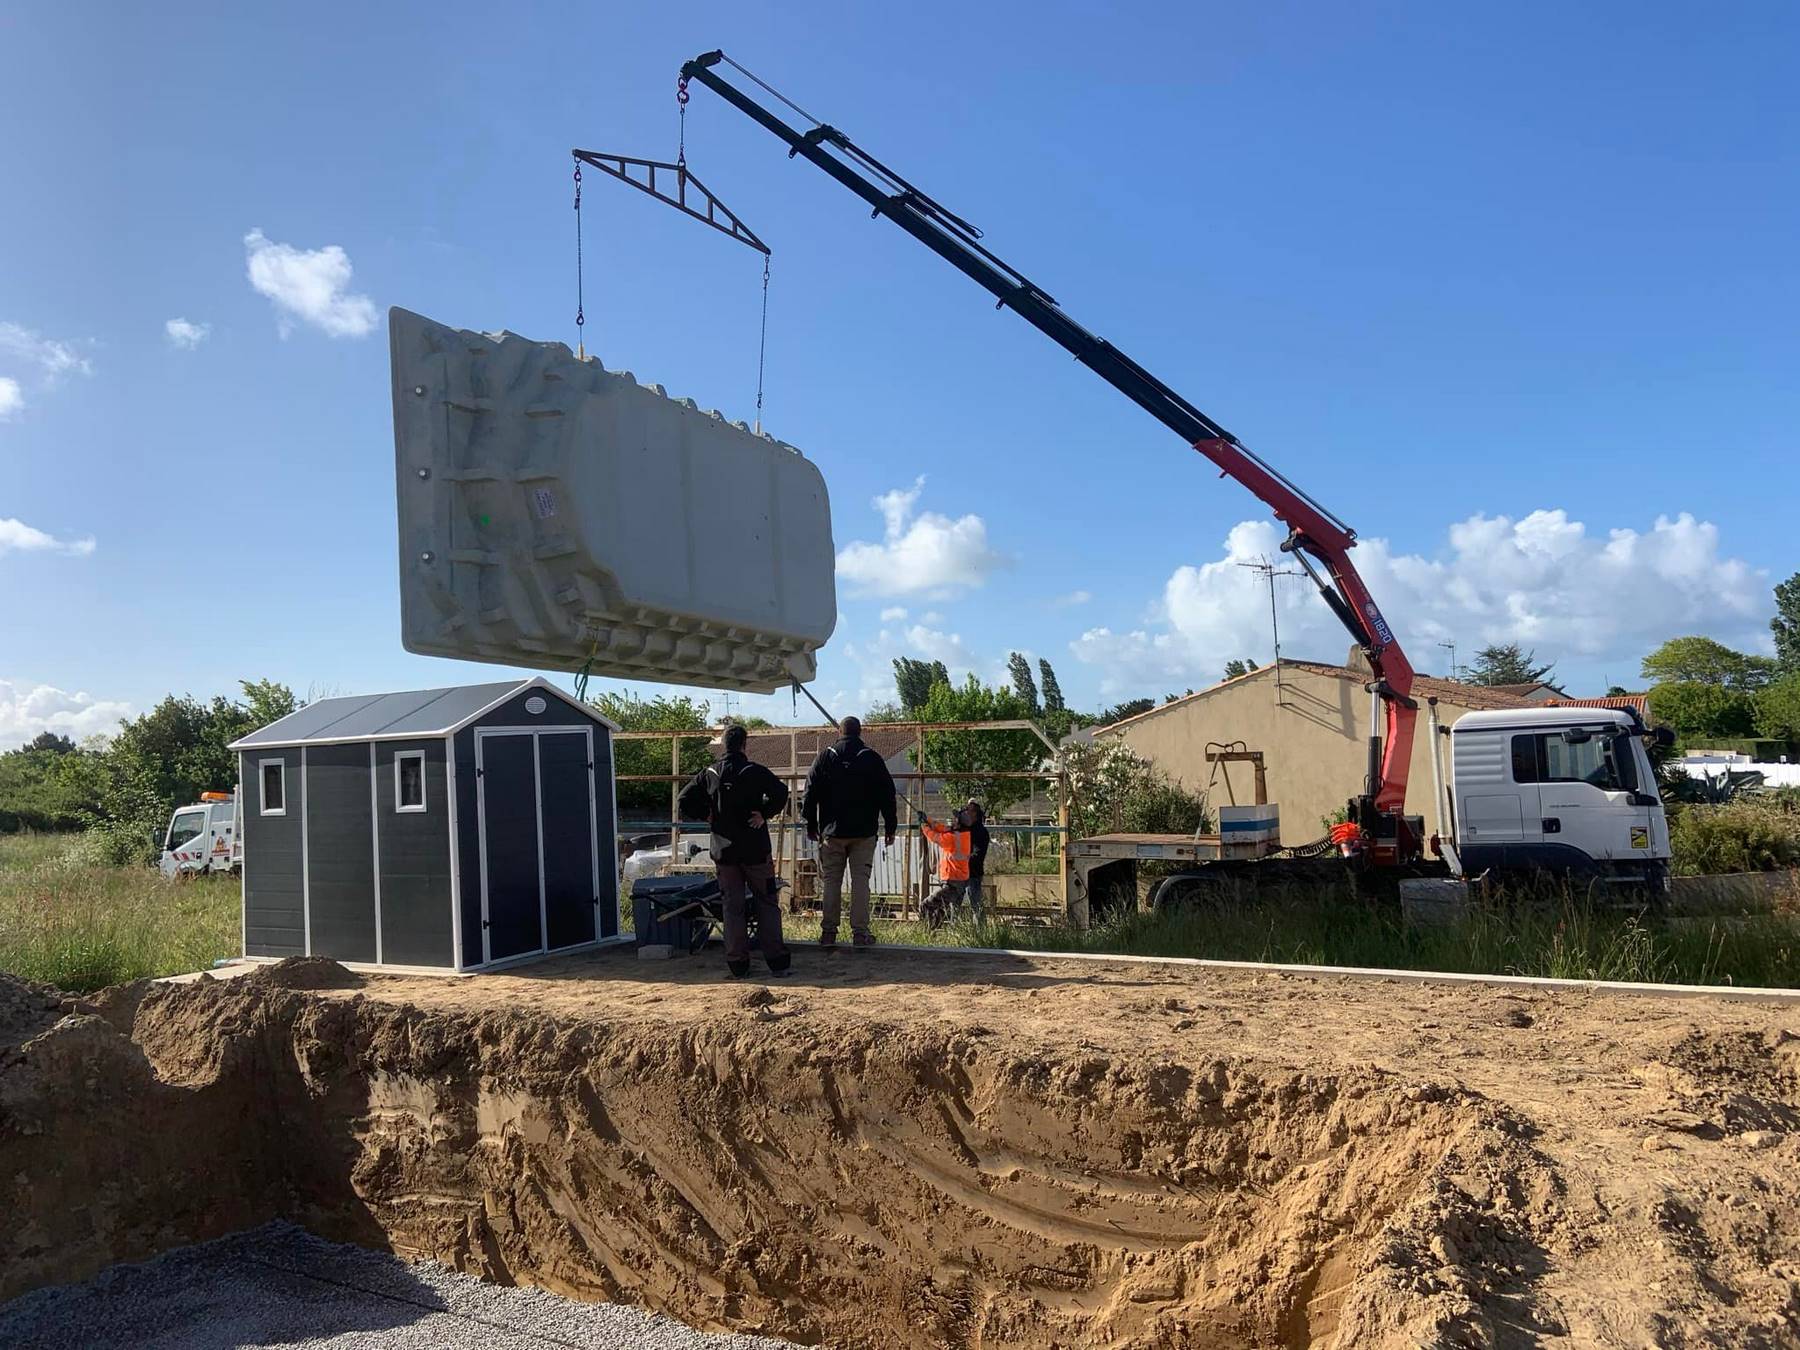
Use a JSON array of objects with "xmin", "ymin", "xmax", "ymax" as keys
[
  {"xmin": 1449, "ymin": 707, "xmax": 1671, "ymax": 889},
  {"xmin": 159, "ymin": 791, "xmax": 242, "ymax": 877}
]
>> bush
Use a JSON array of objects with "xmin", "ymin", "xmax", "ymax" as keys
[
  {"xmin": 1063, "ymin": 742, "xmax": 1211, "ymax": 838},
  {"xmin": 1670, "ymin": 801, "xmax": 1800, "ymax": 876}
]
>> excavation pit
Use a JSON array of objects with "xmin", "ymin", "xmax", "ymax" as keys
[{"xmin": 4, "ymin": 948, "xmax": 1798, "ymax": 1347}]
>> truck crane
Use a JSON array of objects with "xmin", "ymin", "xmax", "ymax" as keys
[{"xmin": 677, "ymin": 50, "xmax": 1425, "ymax": 865}]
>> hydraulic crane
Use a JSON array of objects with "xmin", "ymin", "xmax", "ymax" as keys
[{"xmin": 677, "ymin": 50, "xmax": 1424, "ymax": 864}]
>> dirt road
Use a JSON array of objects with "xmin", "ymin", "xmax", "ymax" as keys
[{"xmin": 4, "ymin": 947, "xmax": 1797, "ymax": 1346}]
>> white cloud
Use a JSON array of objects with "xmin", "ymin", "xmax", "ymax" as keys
[
  {"xmin": 832, "ymin": 622, "xmax": 980, "ymax": 711},
  {"xmin": 879, "ymin": 606, "xmax": 908, "ymax": 623},
  {"xmin": 0, "ymin": 321, "xmax": 94, "ymax": 380},
  {"xmin": 243, "ymin": 228, "xmax": 378, "ymax": 338},
  {"xmin": 0, "ymin": 517, "xmax": 96, "ymax": 558},
  {"xmin": 1072, "ymin": 509, "xmax": 1768, "ymax": 695},
  {"xmin": 164, "ymin": 317, "xmax": 211, "ymax": 350},
  {"xmin": 0, "ymin": 377, "xmax": 20, "ymax": 420},
  {"xmin": 0, "ymin": 680, "xmax": 130, "ymax": 749},
  {"xmin": 1052, "ymin": 589, "xmax": 1092, "ymax": 608},
  {"xmin": 836, "ymin": 477, "xmax": 1006, "ymax": 598}
]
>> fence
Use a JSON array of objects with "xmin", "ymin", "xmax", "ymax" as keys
[{"xmin": 613, "ymin": 720, "xmax": 1069, "ymax": 920}]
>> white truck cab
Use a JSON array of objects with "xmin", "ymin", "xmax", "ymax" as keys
[
  {"xmin": 159, "ymin": 791, "xmax": 242, "ymax": 877},
  {"xmin": 1449, "ymin": 707, "xmax": 1670, "ymax": 889}
]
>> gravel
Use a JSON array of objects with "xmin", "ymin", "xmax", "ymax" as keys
[{"xmin": 0, "ymin": 1223, "xmax": 795, "ymax": 1349}]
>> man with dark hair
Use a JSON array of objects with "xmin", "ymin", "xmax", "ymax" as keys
[
  {"xmin": 801, "ymin": 714, "xmax": 897, "ymax": 950},
  {"xmin": 679, "ymin": 723, "xmax": 791, "ymax": 978}
]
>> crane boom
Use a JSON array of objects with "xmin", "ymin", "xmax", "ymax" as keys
[{"xmin": 677, "ymin": 50, "xmax": 1421, "ymax": 859}]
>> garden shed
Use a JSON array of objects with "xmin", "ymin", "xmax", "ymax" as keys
[{"xmin": 229, "ymin": 678, "xmax": 619, "ymax": 971}]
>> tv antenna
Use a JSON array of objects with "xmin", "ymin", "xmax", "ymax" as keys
[
  {"xmin": 1238, "ymin": 556, "xmax": 1302, "ymax": 703},
  {"xmin": 1438, "ymin": 639, "xmax": 1460, "ymax": 682}
]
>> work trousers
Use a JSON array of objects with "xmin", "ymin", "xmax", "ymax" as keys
[
  {"xmin": 819, "ymin": 834, "xmax": 877, "ymax": 940},
  {"xmin": 716, "ymin": 860, "xmax": 789, "ymax": 971}
]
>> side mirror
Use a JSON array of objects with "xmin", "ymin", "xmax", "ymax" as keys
[{"xmin": 1650, "ymin": 726, "xmax": 1676, "ymax": 748}]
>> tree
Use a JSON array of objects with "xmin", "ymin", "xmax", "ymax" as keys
[
  {"xmin": 1097, "ymin": 697, "xmax": 1154, "ymax": 726},
  {"xmin": 1037, "ymin": 659, "xmax": 1066, "ymax": 715},
  {"xmin": 1468, "ymin": 643, "xmax": 1555, "ymax": 687},
  {"xmin": 1007, "ymin": 652, "xmax": 1041, "ymax": 714},
  {"xmin": 25, "ymin": 731, "xmax": 75, "ymax": 755},
  {"xmin": 1606, "ymin": 685, "xmax": 1630, "ymax": 697},
  {"xmin": 586, "ymin": 689, "xmax": 712, "ymax": 821},
  {"xmin": 1223, "ymin": 659, "xmax": 1260, "ymax": 680},
  {"xmin": 1755, "ymin": 674, "xmax": 1800, "ymax": 741},
  {"xmin": 892, "ymin": 657, "xmax": 951, "ymax": 715},
  {"xmin": 1163, "ymin": 689, "xmax": 1194, "ymax": 704},
  {"xmin": 1772, "ymin": 571, "xmax": 1800, "ymax": 673},
  {"xmin": 1648, "ymin": 682, "xmax": 1758, "ymax": 744},
  {"xmin": 1640, "ymin": 636, "xmax": 1776, "ymax": 691},
  {"xmin": 915, "ymin": 676, "xmax": 1042, "ymax": 814}
]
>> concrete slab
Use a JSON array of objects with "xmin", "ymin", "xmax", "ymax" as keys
[{"xmin": 0, "ymin": 1223, "xmax": 794, "ymax": 1349}]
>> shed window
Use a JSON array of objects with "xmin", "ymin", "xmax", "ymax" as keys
[
  {"xmin": 260, "ymin": 760, "xmax": 286, "ymax": 815},
  {"xmin": 395, "ymin": 751, "xmax": 427, "ymax": 812}
]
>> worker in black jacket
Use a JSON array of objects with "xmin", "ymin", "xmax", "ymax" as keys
[
  {"xmin": 800, "ymin": 715, "xmax": 897, "ymax": 950},
  {"xmin": 678, "ymin": 724, "xmax": 792, "ymax": 978}
]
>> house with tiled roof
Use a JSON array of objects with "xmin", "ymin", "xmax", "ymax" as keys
[{"xmin": 1093, "ymin": 653, "xmax": 1533, "ymax": 844}]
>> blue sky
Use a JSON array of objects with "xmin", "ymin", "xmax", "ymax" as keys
[{"xmin": 2, "ymin": 2, "xmax": 1795, "ymax": 745}]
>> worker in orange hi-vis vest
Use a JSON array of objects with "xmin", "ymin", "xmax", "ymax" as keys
[{"xmin": 918, "ymin": 802, "xmax": 989, "ymax": 925}]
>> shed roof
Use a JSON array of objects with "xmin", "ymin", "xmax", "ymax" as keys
[{"xmin": 230, "ymin": 678, "xmax": 615, "ymax": 749}]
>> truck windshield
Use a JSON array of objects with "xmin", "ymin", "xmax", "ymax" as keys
[{"xmin": 167, "ymin": 810, "xmax": 207, "ymax": 850}]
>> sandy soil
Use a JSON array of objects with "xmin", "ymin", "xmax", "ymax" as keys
[{"xmin": 4, "ymin": 947, "xmax": 1798, "ymax": 1347}]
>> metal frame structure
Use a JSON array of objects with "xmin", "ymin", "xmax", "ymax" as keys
[
  {"xmin": 570, "ymin": 151, "xmax": 770, "ymax": 255},
  {"xmin": 675, "ymin": 50, "xmax": 1423, "ymax": 864}
]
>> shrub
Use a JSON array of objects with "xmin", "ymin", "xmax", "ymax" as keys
[
  {"xmin": 1063, "ymin": 742, "xmax": 1210, "ymax": 838},
  {"xmin": 1670, "ymin": 801, "xmax": 1800, "ymax": 876}
]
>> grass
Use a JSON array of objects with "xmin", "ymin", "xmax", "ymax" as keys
[
  {"xmin": 0, "ymin": 832, "xmax": 241, "ymax": 992},
  {"xmin": 7, "ymin": 825, "xmax": 1796, "ymax": 995},
  {"xmin": 775, "ymin": 883, "xmax": 1800, "ymax": 989}
]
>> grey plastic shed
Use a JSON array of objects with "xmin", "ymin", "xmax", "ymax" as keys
[{"xmin": 228, "ymin": 678, "xmax": 620, "ymax": 971}]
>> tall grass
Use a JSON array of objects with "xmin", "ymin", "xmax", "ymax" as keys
[{"xmin": 0, "ymin": 832, "xmax": 240, "ymax": 992}]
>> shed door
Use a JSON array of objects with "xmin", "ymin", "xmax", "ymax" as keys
[
  {"xmin": 478, "ymin": 733, "xmax": 544, "ymax": 962},
  {"xmin": 539, "ymin": 730, "xmax": 598, "ymax": 950}
]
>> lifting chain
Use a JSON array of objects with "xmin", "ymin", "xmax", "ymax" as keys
[
  {"xmin": 572, "ymin": 156, "xmax": 586, "ymax": 358},
  {"xmin": 755, "ymin": 255, "xmax": 770, "ymax": 433},
  {"xmin": 676, "ymin": 74, "xmax": 690, "ymax": 168}
]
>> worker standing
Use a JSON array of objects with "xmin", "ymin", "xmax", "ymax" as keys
[
  {"xmin": 679, "ymin": 724, "xmax": 792, "ymax": 979},
  {"xmin": 919, "ymin": 800, "xmax": 989, "ymax": 924},
  {"xmin": 801, "ymin": 715, "xmax": 896, "ymax": 950}
]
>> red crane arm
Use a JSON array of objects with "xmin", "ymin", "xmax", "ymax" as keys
[
  {"xmin": 1192, "ymin": 438, "xmax": 1417, "ymax": 817},
  {"xmin": 676, "ymin": 50, "xmax": 1423, "ymax": 844}
]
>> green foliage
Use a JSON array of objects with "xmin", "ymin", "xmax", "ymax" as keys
[
  {"xmin": 1669, "ymin": 800, "xmax": 1800, "ymax": 876},
  {"xmin": 1037, "ymin": 659, "xmax": 1066, "ymax": 715},
  {"xmin": 1754, "ymin": 673, "xmax": 1800, "ymax": 740},
  {"xmin": 1468, "ymin": 642, "xmax": 1555, "ymax": 687},
  {"xmin": 892, "ymin": 657, "xmax": 950, "ymax": 716},
  {"xmin": 1641, "ymin": 636, "xmax": 1776, "ymax": 691},
  {"xmin": 1097, "ymin": 698, "xmax": 1155, "ymax": 726},
  {"xmin": 588, "ymin": 688, "xmax": 712, "ymax": 820},
  {"xmin": 914, "ymin": 675, "xmax": 1042, "ymax": 814},
  {"xmin": 0, "ymin": 743, "xmax": 107, "ymax": 832},
  {"xmin": 1222, "ymin": 659, "xmax": 1260, "ymax": 680},
  {"xmin": 1773, "ymin": 571, "xmax": 1800, "ymax": 674},
  {"xmin": 1062, "ymin": 741, "xmax": 1211, "ymax": 838},
  {"xmin": 1649, "ymin": 681, "xmax": 1759, "ymax": 744},
  {"xmin": 1006, "ymin": 652, "xmax": 1040, "ymax": 714}
]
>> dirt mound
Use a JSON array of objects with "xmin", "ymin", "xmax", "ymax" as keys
[
  {"xmin": 252, "ymin": 956, "xmax": 365, "ymax": 989},
  {"xmin": 0, "ymin": 972, "xmax": 67, "ymax": 1052}
]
